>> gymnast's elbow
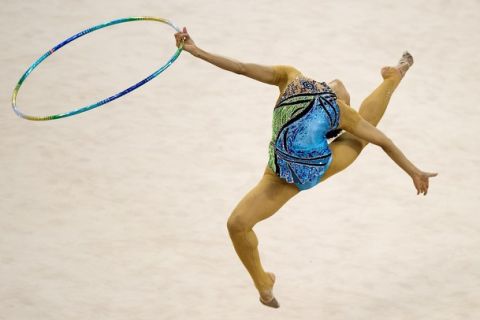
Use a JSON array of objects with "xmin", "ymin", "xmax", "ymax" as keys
[
  {"xmin": 235, "ymin": 62, "xmax": 246, "ymax": 75},
  {"xmin": 380, "ymin": 137, "xmax": 394, "ymax": 152}
]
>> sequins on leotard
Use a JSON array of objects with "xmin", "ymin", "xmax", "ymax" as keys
[{"xmin": 267, "ymin": 75, "xmax": 340, "ymax": 191}]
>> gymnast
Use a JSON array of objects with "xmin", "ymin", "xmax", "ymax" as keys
[{"xmin": 174, "ymin": 27, "xmax": 437, "ymax": 308}]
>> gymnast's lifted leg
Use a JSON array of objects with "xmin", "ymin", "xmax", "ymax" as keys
[{"xmin": 322, "ymin": 52, "xmax": 414, "ymax": 180}]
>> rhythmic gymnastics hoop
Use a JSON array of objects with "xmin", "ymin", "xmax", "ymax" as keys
[{"xmin": 11, "ymin": 16, "xmax": 184, "ymax": 121}]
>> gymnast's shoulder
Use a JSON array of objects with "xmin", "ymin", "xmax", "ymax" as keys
[
  {"xmin": 271, "ymin": 65, "xmax": 302, "ymax": 90},
  {"xmin": 273, "ymin": 65, "xmax": 302, "ymax": 81}
]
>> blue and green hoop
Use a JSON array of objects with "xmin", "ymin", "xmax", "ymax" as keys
[{"xmin": 11, "ymin": 16, "xmax": 184, "ymax": 121}]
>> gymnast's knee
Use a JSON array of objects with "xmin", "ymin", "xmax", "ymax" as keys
[{"xmin": 227, "ymin": 213, "xmax": 251, "ymax": 234}]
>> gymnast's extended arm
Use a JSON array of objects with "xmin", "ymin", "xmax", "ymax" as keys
[
  {"xmin": 174, "ymin": 27, "xmax": 295, "ymax": 86},
  {"xmin": 340, "ymin": 104, "xmax": 438, "ymax": 195}
]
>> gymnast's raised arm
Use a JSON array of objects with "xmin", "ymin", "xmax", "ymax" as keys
[
  {"xmin": 338, "ymin": 102, "xmax": 438, "ymax": 195},
  {"xmin": 174, "ymin": 27, "xmax": 295, "ymax": 87}
]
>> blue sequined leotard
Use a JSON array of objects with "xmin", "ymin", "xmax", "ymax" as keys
[{"xmin": 267, "ymin": 75, "xmax": 340, "ymax": 191}]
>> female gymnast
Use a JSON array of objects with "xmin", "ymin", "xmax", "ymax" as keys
[{"xmin": 174, "ymin": 27, "xmax": 437, "ymax": 308}]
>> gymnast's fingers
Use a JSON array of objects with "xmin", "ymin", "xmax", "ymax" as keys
[
  {"xmin": 174, "ymin": 31, "xmax": 184, "ymax": 38},
  {"xmin": 182, "ymin": 26, "xmax": 190, "ymax": 38},
  {"xmin": 174, "ymin": 33, "xmax": 184, "ymax": 47},
  {"xmin": 181, "ymin": 27, "xmax": 192, "ymax": 41},
  {"xmin": 175, "ymin": 32, "xmax": 187, "ymax": 42}
]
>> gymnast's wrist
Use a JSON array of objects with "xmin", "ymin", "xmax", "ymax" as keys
[
  {"xmin": 189, "ymin": 46, "xmax": 202, "ymax": 57},
  {"xmin": 409, "ymin": 167, "xmax": 422, "ymax": 178}
]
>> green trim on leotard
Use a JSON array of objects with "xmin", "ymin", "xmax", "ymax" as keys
[{"xmin": 267, "ymin": 98, "xmax": 314, "ymax": 172}]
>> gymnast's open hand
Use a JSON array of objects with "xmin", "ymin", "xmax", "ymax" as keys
[
  {"xmin": 174, "ymin": 27, "xmax": 197, "ymax": 53},
  {"xmin": 412, "ymin": 170, "xmax": 438, "ymax": 195}
]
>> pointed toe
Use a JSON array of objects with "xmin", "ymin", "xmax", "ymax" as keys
[{"xmin": 259, "ymin": 296, "xmax": 280, "ymax": 308}]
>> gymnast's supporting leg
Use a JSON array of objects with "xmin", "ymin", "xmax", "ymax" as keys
[
  {"xmin": 322, "ymin": 52, "xmax": 414, "ymax": 180},
  {"xmin": 227, "ymin": 168, "xmax": 300, "ymax": 307}
]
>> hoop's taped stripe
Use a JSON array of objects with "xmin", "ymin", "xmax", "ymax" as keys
[{"xmin": 12, "ymin": 16, "xmax": 184, "ymax": 121}]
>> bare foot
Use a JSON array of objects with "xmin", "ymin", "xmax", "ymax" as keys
[
  {"xmin": 258, "ymin": 272, "xmax": 279, "ymax": 308},
  {"xmin": 381, "ymin": 51, "xmax": 414, "ymax": 79}
]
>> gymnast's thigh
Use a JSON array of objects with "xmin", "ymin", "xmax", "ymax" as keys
[
  {"xmin": 228, "ymin": 166, "xmax": 300, "ymax": 229},
  {"xmin": 321, "ymin": 132, "xmax": 367, "ymax": 182}
]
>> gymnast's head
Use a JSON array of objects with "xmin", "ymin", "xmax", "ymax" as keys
[{"xmin": 328, "ymin": 79, "xmax": 350, "ymax": 105}]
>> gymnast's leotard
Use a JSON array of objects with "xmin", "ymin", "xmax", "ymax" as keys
[{"xmin": 267, "ymin": 75, "xmax": 340, "ymax": 191}]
